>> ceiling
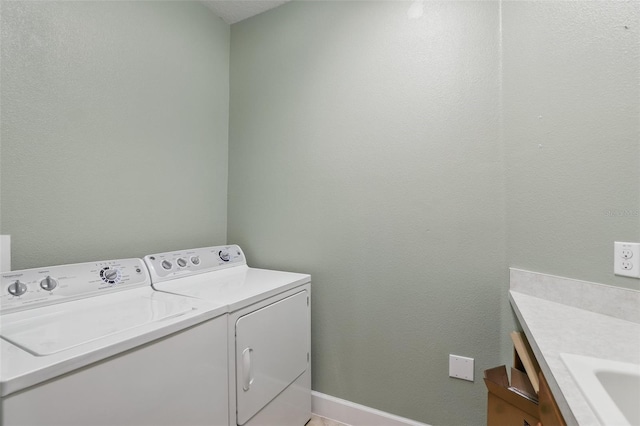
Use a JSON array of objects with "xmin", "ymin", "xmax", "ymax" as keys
[{"xmin": 202, "ymin": 1, "xmax": 291, "ymax": 24}]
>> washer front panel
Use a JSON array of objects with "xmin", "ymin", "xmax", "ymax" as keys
[{"xmin": 1, "ymin": 311, "xmax": 229, "ymax": 426}]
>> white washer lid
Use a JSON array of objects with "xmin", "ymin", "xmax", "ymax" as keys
[
  {"xmin": 2, "ymin": 294, "xmax": 193, "ymax": 356},
  {"xmin": 1, "ymin": 288, "xmax": 226, "ymax": 397}
]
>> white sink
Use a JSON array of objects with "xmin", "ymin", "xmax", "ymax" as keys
[{"xmin": 561, "ymin": 353, "xmax": 640, "ymax": 426}]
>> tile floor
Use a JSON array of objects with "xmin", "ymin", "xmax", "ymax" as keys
[{"xmin": 308, "ymin": 414, "xmax": 350, "ymax": 426}]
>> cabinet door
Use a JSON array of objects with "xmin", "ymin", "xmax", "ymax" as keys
[
  {"xmin": 538, "ymin": 371, "xmax": 566, "ymax": 426},
  {"xmin": 235, "ymin": 290, "xmax": 309, "ymax": 425}
]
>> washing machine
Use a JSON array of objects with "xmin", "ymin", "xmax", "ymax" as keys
[
  {"xmin": 0, "ymin": 257, "xmax": 229, "ymax": 426},
  {"xmin": 143, "ymin": 245, "xmax": 311, "ymax": 426}
]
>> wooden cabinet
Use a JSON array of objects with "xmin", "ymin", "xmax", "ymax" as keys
[
  {"xmin": 486, "ymin": 332, "xmax": 566, "ymax": 426},
  {"xmin": 538, "ymin": 371, "xmax": 566, "ymax": 426}
]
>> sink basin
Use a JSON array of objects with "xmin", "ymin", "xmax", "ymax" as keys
[{"xmin": 561, "ymin": 353, "xmax": 640, "ymax": 426}]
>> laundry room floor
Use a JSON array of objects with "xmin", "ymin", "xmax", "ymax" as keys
[{"xmin": 308, "ymin": 414, "xmax": 350, "ymax": 426}]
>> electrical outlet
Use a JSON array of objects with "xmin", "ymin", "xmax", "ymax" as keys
[
  {"xmin": 621, "ymin": 249, "xmax": 634, "ymax": 259},
  {"xmin": 614, "ymin": 242, "xmax": 640, "ymax": 278}
]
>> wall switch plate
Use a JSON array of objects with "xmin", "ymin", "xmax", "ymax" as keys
[
  {"xmin": 614, "ymin": 242, "xmax": 640, "ymax": 278},
  {"xmin": 0, "ymin": 235, "xmax": 10, "ymax": 272},
  {"xmin": 449, "ymin": 354, "xmax": 474, "ymax": 382}
]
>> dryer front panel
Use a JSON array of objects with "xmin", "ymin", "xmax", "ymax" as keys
[{"xmin": 235, "ymin": 290, "xmax": 309, "ymax": 425}]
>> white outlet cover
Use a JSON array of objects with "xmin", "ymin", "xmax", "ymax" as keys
[
  {"xmin": 449, "ymin": 354, "xmax": 474, "ymax": 382},
  {"xmin": 614, "ymin": 242, "xmax": 640, "ymax": 278}
]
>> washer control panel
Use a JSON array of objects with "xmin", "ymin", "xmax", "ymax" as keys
[
  {"xmin": 144, "ymin": 245, "xmax": 246, "ymax": 283},
  {"xmin": 0, "ymin": 258, "xmax": 149, "ymax": 314}
]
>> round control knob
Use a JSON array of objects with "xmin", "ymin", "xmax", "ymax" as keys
[
  {"xmin": 177, "ymin": 258, "xmax": 187, "ymax": 268},
  {"xmin": 161, "ymin": 260, "xmax": 173, "ymax": 270},
  {"xmin": 40, "ymin": 276, "xmax": 58, "ymax": 291},
  {"xmin": 103, "ymin": 269, "xmax": 118, "ymax": 281},
  {"xmin": 100, "ymin": 267, "xmax": 121, "ymax": 284},
  {"xmin": 190, "ymin": 256, "xmax": 200, "ymax": 265},
  {"xmin": 8, "ymin": 280, "xmax": 27, "ymax": 297},
  {"xmin": 219, "ymin": 250, "xmax": 230, "ymax": 262}
]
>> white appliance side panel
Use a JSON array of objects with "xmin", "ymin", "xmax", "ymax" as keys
[
  {"xmin": 1, "ymin": 317, "xmax": 229, "ymax": 426},
  {"xmin": 235, "ymin": 290, "xmax": 309, "ymax": 425}
]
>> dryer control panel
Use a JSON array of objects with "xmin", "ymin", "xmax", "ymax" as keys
[
  {"xmin": 0, "ymin": 258, "xmax": 149, "ymax": 314},
  {"xmin": 144, "ymin": 245, "xmax": 246, "ymax": 283}
]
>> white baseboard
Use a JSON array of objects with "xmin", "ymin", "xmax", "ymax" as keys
[{"xmin": 311, "ymin": 391, "xmax": 431, "ymax": 426}]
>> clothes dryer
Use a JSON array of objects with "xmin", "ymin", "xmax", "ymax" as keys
[
  {"xmin": 0, "ymin": 258, "xmax": 228, "ymax": 426},
  {"xmin": 144, "ymin": 245, "xmax": 311, "ymax": 426}
]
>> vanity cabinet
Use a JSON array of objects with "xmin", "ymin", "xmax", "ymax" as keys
[
  {"xmin": 485, "ymin": 332, "xmax": 566, "ymax": 426},
  {"xmin": 538, "ymin": 371, "xmax": 566, "ymax": 426}
]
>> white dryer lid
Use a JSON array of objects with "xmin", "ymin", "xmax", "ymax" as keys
[
  {"xmin": 145, "ymin": 245, "xmax": 311, "ymax": 312},
  {"xmin": 153, "ymin": 266, "xmax": 310, "ymax": 312}
]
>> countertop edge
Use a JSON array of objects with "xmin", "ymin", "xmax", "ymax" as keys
[
  {"xmin": 509, "ymin": 286, "xmax": 640, "ymax": 426},
  {"xmin": 508, "ymin": 290, "xmax": 580, "ymax": 426}
]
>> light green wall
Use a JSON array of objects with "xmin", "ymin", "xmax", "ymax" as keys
[
  {"xmin": 1, "ymin": 1, "xmax": 638, "ymax": 425},
  {"xmin": 503, "ymin": 1, "xmax": 640, "ymax": 290},
  {"xmin": 0, "ymin": 1, "xmax": 230, "ymax": 269},
  {"xmin": 229, "ymin": 2, "xmax": 504, "ymax": 424},
  {"xmin": 229, "ymin": 1, "xmax": 639, "ymax": 424}
]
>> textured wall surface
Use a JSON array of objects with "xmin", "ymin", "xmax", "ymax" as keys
[
  {"xmin": 229, "ymin": 2, "xmax": 504, "ymax": 424},
  {"xmin": 503, "ymin": 1, "xmax": 640, "ymax": 290},
  {"xmin": 0, "ymin": 1, "xmax": 230, "ymax": 268},
  {"xmin": 1, "ymin": 1, "xmax": 637, "ymax": 425}
]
